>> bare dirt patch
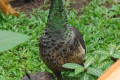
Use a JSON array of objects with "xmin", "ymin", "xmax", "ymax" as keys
[
  {"xmin": 70, "ymin": 0, "xmax": 91, "ymax": 9},
  {"xmin": 10, "ymin": 0, "xmax": 45, "ymax": 13},
  {"xmin": 9, "ymin": 0, "xmax": 91, "ymax": 14}
]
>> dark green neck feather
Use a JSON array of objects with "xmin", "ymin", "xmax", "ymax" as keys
[{"xmin": 47, "ymin": 0, "xmax": 68, "ymax": 32}]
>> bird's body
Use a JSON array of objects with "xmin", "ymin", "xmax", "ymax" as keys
[
  {"xmin": 39, "ymin": 0, "xmax": 86, "ymax": 80},
  {"xmin": 22, "ymin": 72, "xmax": 55, "ymax": 80},
  {"xmin": 39, "ymin": 26, "xmax": 85, "ymax": 72}
]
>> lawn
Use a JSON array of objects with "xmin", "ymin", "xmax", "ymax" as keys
[{"xmin": 0, "ymin": 0, "xmax": 120, "ymax": 80}]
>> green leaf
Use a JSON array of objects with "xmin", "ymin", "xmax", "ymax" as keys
[
  {"xmin": 87, "ymin": 67, "xmax": 104, "ymax": 77},
  {"xmin": 111, "ymin": 51, "xmax": 120, "ymax": 58},
  {"xmin": 84, "ymin": 55, "xmax": 97, "ymax": 68},
  {"xmin": 62, "ymin": 63, "xmax": 81, "ymax": 69},
  {"xmin": 89, "ymin": 75, "xmax": 96, "ymax": 80},
  {"xmin": 81, "ymin": 73, "xmax": 89, "ymax": 80},
  {"xmin": 116, "ymin": 45, "xmax": 120, "ymax": 50},
  {"xmin": 98, "ymin": 55, "xmax": 109, "ymax": 62},
  {"xmin": 109, "ymin": 44, "xmax": 115, "ymax": 56},
  {"xmin": 103, "ymin": 61, "xmax": 113, "ymax": 71},
  {"xmin": 111, "ymin": 5, "xmax": 119, "ymax": 11},
  {"xmin": 68, "ymin": 72, "xmax": 80, "ymax": 77},
  {"xmin": 75, "ymin": 66, "xmax": 85, "ymax": 74},
  {"xmin": 0, "ymin": 30, "xmax": 29, "ymax": 52},
  {"xmin": 98, "ymin": 60, "xmax": 113, "ymax": 69},
  {"xmin": 68, "ymin": 72, "xmax": 76, "ymax": 77},
  {"xmin": 93, "ymin": 50, "xmax": 109, "ymax": 56}
]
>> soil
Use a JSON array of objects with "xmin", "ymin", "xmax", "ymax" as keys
[
  {"xmin": 9, "ymin": 0, "xmax": 114, "ymax": 16},
  {"xmin": 70, "ymin": 0, "xmax": 91, "ymax": 9},
  {"xmin": 9, "ymin": 0, "xmax": 91, "ymax": 14},
  {"xmin": 10, "ymin": 0, "xmax": 45, "ymax": 13}
]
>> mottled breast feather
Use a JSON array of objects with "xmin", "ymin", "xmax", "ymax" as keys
[{"xmin": 39, "ymin": 26, "xmax": 85, "ymax": 73}]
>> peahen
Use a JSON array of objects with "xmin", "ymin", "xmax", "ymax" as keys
[{"xmin": 39, "ymin": 0, "xmax": 86, "ymax": 80}]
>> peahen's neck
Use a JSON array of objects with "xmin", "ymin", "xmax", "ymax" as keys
[{"xmin": 47, "ymin": 0, "xmax": 68, "ymax": 33}]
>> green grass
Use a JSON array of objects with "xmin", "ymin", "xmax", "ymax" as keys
[{"xmin": 0, "ymin": 0, "xmax": 120, "ymax": 80}]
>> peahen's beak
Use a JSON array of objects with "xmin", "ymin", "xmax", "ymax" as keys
[{"xmin": 0, "ymin": 0, "xmax": 19, "ymax": 17}]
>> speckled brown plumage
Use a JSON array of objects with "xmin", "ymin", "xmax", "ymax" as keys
[
  {"xmin": 39, "ymin": 0, "xmax": 86, "ymax": 80},
  {"xmin": 39, "ymin": 26, "xmax": 85, "ymax": 80},
  {"xmin": 39, "ymin": 26, "xmax": 85, "ymax": 71},
  {"xmin": 22, "ymin": 72, "xmax": 55, "ymax": 80}
]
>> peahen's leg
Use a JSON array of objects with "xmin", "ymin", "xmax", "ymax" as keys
[{"xmin": 54, "ymin": 72, "xmax": 63, "ymax": 80}]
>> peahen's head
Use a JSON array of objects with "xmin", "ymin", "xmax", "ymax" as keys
[
  {"xmin": 22, "ymin": 69, "xmax": 33, "ymax": 80},
  {"xmin": 22, "ymin": 69, "xmax": 55, "ymax": 80}
]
